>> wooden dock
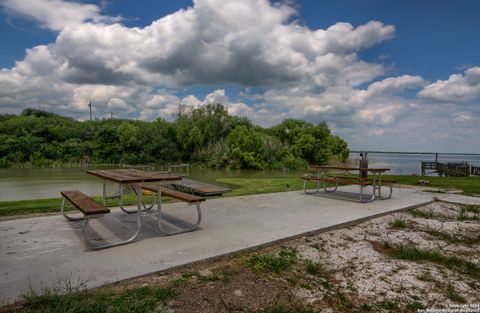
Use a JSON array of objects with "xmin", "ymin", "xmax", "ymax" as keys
[{"xmin": 421, "ymin": 161, "xmax": 480, "ymax": 177}]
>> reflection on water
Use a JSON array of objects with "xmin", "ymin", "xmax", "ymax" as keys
[{"xmin": 1, "ymin": 153, "xmax": 479, "ymax": 201}]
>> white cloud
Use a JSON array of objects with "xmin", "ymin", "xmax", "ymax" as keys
[
  {"xmin": 361, "ymin": 75, "xmax": 426, "ymax": 98},
  {"xmin": 368, "ymin": 128, "xmax": 385, "ymax": 136},
  {"xmin": 0, "ymin": 0, "xmax": 396, "ymax": 119},
  {"xmin": 418, "ymin": 66, "xmax": 480, "ymax": 102},
  {"xmin": 1, "ymin": 0, "xmax": 121, "ymax": 31},
  {"xmin": 317, "ymin": 21, "xmax": 395, "ymax": 54}
]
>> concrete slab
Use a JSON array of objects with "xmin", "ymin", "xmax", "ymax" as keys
[{"xmin": 0, "ymin": 186, "xmax": 473, "ymax": 304}]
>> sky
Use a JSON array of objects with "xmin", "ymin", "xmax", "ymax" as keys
[{"xmin": 0, "ymin": 0, "xmax": 479, "ymax": 153}]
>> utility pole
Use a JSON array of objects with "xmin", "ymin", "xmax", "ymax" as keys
[
  {"xmin": 88, "ymin": 100, "xmax": 92, "ymax": 121},
  {"xmin": 110, "ymin": 111, "xmax": 113, "ymax": 119}
]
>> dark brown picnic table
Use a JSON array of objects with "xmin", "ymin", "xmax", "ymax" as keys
[{"xmin": 84, "ymin": 169, "xmax": 182, "ymax": 248}]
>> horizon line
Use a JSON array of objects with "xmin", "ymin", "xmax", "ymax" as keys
[{"xmin": 350, "ymin": 151, "xmax": 480, "ymax": 156}]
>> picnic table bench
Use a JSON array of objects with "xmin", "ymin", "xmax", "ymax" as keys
[
  {"xmin": 140, "ymin": 184, "xmax": 204, "ymax": 236},
  {"xmin": 167, "ymin": 178, "xmax": 232, "ymax": 196},
  {"xmin": 60, "ymin": 190, "xmax": 112, "ymax": 248}
]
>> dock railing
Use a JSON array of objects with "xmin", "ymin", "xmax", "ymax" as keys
[{"xmin": 421, "ymin": 161, "xmax": 477, "ymax": 177}]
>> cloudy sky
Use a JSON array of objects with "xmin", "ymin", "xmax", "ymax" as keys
[{"xmin": 0, "ymin": 0, "xmax": 479, "ymax": 153}]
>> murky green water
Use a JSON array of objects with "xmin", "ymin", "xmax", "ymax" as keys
[
  {"xmin": 2, "ymin": 152, "xmax": 478, "ymax": 201},
  {"xmin": 0, "ymin": 166, "xmax": 304, "ymax": 201}
]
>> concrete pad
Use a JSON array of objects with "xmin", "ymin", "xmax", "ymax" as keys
[{"xmin": 0, "ymin": 186, "xmax": 470, "ymax": 304}]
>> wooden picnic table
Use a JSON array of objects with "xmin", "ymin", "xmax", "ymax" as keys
[{"xmin": 82, "ymin": 169, "xmax": 183, "ymax": 248}]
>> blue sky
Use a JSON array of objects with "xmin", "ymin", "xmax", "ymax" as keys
[{"xmin": 1, "ymin": 0, "xmax": 479, "ymax": 153}]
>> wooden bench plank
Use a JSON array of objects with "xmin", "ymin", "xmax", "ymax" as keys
[
  {"xmin": 61, "ymin": 190, "xmax": 110, "ymax": 215},
  {"xmin": 170, "ymin": 178, "xmax": 232, "ymax": 196},
  {"xmin": 141, "ymin": 185, "xmax": 206, "ymax": 203}
]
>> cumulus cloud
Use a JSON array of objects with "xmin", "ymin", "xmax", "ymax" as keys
[
  {"xmin": 1, "ymin": 0, "xmax": 121, "ymax": 31},
  {"xmin": 361, "ymin": 75, "xmax": 426, "ymax": 98},
  {"xmin": 0, "ymin": 0, "xmax": 397, "ymax": 120},
  {"xmin": 418, "ymin": 66, "xmax": 480, "ymax": 102}
]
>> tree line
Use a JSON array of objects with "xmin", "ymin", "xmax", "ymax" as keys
[{"xmin": 0, "ymin": 105, "xmax": 349, "ymax": 169}]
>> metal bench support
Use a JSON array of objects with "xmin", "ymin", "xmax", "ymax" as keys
[
  {"xmin": 61, "ymin": 191, "xmax": 142, "ymax": 250},
  {"xmin": 148, "ymin": 186, "xmax": 203, "ymax": 236},
  {"xmin": 117, "ymin": 184, "xmax": 155, "ymax": 214}
]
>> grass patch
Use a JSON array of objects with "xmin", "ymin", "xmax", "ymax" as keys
[
  {"xmin": 408, "ymin": 208, "xmax": 435, "ymax": 219},
  {"xmin": 13, "ymin": 283, "xmax": 176, "ymax": 313},
  {"xmin": 0, "ymin": 194, "xmax": 171, "ymax": 218},
  {"xmin": 246, "ymin": 247, "xmax": 297, "ymax": 274},
  {"xmin": 389, "ymin": 217, "xmax": 408, "ymax": 229},
  {"xmin": 384, "ymin": 175, "xmax": 480, "ymax": 196},
  {"xmin": 416, "ymin": 271, "xmax": 436, "ymax": 282},
  {"xmin": 420, "ymin": 227, "xmax": 479, "ymax": 245},
  {"xmin": 457, "ymin": 205, "xmax": 480, "ymax": 221},
  {"xmin": 463, "ymin": 204, "xmax": 480, "ymax": 214},
  {"xmin": 217, "ymin": 178, "xmax": 305, "ymax": 197},
  {"xmin": 373, "ymin": 242, "xmax": 480, "ymax": 280},
  {"xmin": 304, "ymin": 260, "xmax": 327, "ymax": 276},
  {"xmin": 446, "ymin": 283, "xmax": 467, "ymax": 303}
]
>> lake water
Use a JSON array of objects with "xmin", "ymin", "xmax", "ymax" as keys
[
  {"xmin": 1, "ymin": 152, "xmax": 479, "ymax": 201},
  {"xmin": 0, "ymin": 166, "xmax": 305, "ymax": 201},
  {"xmin": 353, "ymin": 152, "xmax": 480, "ymax": 175}
]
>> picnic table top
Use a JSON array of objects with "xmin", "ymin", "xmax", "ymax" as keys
[
  {"xmin": 309, "ymin": 165, "xmax": 390, "ymax": 172},
  {"xmin": 86, "ymin": 169, "xmax": 181, "ymax": 184}
]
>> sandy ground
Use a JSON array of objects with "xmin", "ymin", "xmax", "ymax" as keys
[{"xmin": 3, "ymin": 201, "xmax": 479, "ymax": 313}]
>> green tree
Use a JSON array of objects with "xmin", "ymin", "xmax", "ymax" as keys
[
  {"xmin": 269, "ymin": 119, "xmax": 314, "ymax": 145},
  {"xmin": 226, "ymin": 125, "xmax": 266, "ymax": 169}
]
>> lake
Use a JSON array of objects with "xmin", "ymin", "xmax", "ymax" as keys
[
  {"xmin": 1, "ymin": 152, "xmax": 479, "ymax": 201},
  {"xmin": 352, "ymin": 152, "xmax": 480, "ymax": 175}
]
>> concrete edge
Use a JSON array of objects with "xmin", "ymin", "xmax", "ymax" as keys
[
  {"xmin": 432, "ymin": 198, "xmax": 480, "ymax": 206},
  {"xmin": 101, "ymin": 199, "xmax": 435, "ymax": 289}
]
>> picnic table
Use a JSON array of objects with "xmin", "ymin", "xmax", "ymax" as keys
[
  {"xmin": 302, "ymin": 165, "xmax": 393, "ymax": 203},
  {"xmin": 61, "ymin": 169, "xmax": 204, "ymax": 249}
]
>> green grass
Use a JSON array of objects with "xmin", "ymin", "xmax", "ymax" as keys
[
  {"xmin": 246, "ymin": 247, "xmax": 297, "ymax": 274},
  {"xmin": 15, "ymin": 284, "xmax": 176, "ymax": 313},
  {"xmin": 446, "ymin": 283, "xmax": 467, "ymax": 303},
  {"xmin": 457, "ymin": 205, "xmax": 480, "ymax": 221},
  {"xmin": 382, "ymin": 243, "xmax": 480, "ymax": 280},
  {"xmin": 408, "ymin": 208, "xmax": 435, "ymax": 219},
  {"xmin": 463, "ymin": 204, "xmax": 480, "ymax": 214},
  {"xmin": 384, "ymin": 175, "xmax": 480, "ymax": 196},
  {"xmin": 0, "ymin": 194, "xmax": 171, "ymax": 218},
  {"xmin": 219, "ymin": 175, "xmax": 480, "ymax": 197},
  {"xmin": 420, "ymin": 227, "xmax": 479, "ymax": 245},
  {"xmin": 303, "ymin": 260, "xmax": 328, "ymax": 277},
  {"xmin": 217, "ymin": 178, "xmax": 306, "ymax": 197},
  {"xmin": 389, "ymin": 217, "xmax": 408, "ymax": 229}
]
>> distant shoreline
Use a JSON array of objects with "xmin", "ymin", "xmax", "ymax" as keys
[{"xmin": 350, "ymin": 151, "xmax": 480, "ymax": 156}]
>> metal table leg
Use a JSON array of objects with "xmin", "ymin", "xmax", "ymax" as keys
[{"xmin": 87, "ymin": 184, "xmax": 143, "ymax": 249}]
